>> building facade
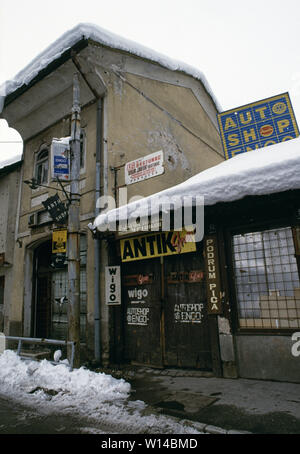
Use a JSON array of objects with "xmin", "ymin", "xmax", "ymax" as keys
[
  {"xmin": 91, "ymin": 139, "xmax": 300, "ymax": 382},
  {"xmin": 0, "ymin": 160, "xmax": 22, "ymax": 333},
  {"xmin": 0, "ymin": 24, "xmax": 223, "ymax": 364}
]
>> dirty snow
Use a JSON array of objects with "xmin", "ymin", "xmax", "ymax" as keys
[
  {"xmin": 90, "ymin": 138, "xmax": 300, "ymax": 232},
  {"xmin": 0, "ymin": 23, "xmax": 220, "ymax": 112},
  {"xmin": 0, "ymin": 350, "xmax": 201, "ymax": 434}
]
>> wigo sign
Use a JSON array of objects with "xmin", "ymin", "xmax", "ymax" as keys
[{"xmin": 217, "ymin": 92, "xmax": 299, "ymax": 159}]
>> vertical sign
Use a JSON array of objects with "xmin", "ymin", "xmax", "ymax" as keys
[
  {"xmin": 52, "ymin": 229, "xmax": 67, "ymax": 253},
  {"xmin": 106, "ymin": 266, "xmax": 121, "ymax": 305},
  {"xmin": 51, "ymin": 137, "xmax": 70, "ymax": 181},
  {"xmin": 204, "ymin": 235, "xmax": 223, "ymax": 314}
]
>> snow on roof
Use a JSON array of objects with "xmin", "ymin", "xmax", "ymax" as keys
[
  {"xmin": 0, "ymin": 23, "xmax": 221, "ymax": 111},
  {"xmin": 90, "ymin": 138, "xmax": 300, "ymax": 231},
  {"xmin": 0, "ymin": 154, "xmax": 22, "ymax": 171}
]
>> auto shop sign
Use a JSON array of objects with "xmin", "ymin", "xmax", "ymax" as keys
[
  {"xmin": 125, "ymin": 150, "xmax": 164, "ymax": 185},
  {"xmin": 217, "ymin": 92, "xmax": 299, "ymax": 159}
]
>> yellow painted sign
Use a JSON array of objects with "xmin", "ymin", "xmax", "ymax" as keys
[
  {"xmin": 52, "ymin": 229, "xmax": 67, "ymax": 254},
  {"xmin": 120, "ymin": 229, "xmax": 196, "ymax": 262}
]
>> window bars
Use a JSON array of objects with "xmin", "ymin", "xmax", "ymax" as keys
[{"xmin": 232, "ymin": 227, "xmax": 300, "ymax": 329}]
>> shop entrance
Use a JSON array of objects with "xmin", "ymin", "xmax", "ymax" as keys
[
  {"xmin": 122, "ymin": 250, "xmax": 213, "ymax": 370},
  {"xmin": 32, "ymin": 239, "xmax": 87, "ymax": 341}
]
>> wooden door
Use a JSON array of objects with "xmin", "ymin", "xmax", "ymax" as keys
[
  {"xmin": 163, "ymin": 252, "xmax": 212, "ymax": 369},
  {"xmin": 122, "ymin": 258, "xmax": 162, "ymax": 366}
]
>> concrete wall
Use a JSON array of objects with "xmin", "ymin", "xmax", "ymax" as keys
[
  {"xmin": 235, "ymin": 335, "xmax": 300, "ymax": 383},
  {"xmin": 2, "ymin": 40, "xmax": 224, "ymax": 362},
  {"xmin": 0, "ymin": 167, "xmax": 22, "ymax": 334}
]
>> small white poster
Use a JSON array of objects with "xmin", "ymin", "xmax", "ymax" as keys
[
  {"xmin": 125, "ymin": 150, "xmax": 164, "ymax": 185},
  {"xmin": 105, "ymin": 266, "xmax": 121, "ymax": 305}
]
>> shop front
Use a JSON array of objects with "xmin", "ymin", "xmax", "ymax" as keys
[{"xmin": 118, "ymin": 230, "xmax": 221, "ymax": 372}]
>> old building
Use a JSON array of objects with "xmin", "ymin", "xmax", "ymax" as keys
[
  {"xmin": 0, "ymin": 158, "xmax": 22, "ymax": 333},
  {"xmin": 0, "ymin": 23, "xmax": 223, "ymax": 364},
  {"xmin": 91, "ymin": 138, "xmax": 300, "ymax": 382}
]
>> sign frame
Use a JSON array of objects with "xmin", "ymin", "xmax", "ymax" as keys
[
  {"xmin": 51, "ymin": 137, "xmax": 70, "ymax": 181},
  {"xmin": 52, "ymin": 229, "xmax": 67, "ymax": 254},
  {"xmin": 120, "ymin": 229, "xmax": 196, "ymax": 262},
  {"xmin": 105, "ymin": 266, "xmax": 121, "ymax": 306},
  {"xmin": 204, "ymin": 235, "xmax": 223, "ymax": 315},
  {"xmin": 125, "ymin": 150, "xmax": 164, "ymax": 185},
  {"xmin": 217, "ymin": 92, "xmax": 299, "ymax": 160}
]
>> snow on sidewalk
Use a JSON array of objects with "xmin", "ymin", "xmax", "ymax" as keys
[{"xmin": 0, "ymin": 350, "xmax": 201, "ymax": 434}]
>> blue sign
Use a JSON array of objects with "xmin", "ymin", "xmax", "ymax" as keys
[
  {"xmin": 54, "ymin": 155, "xmax": 69, "ymax": 174},
  {"xmin": 51, "ymin": 137, "xmax": 70, "ymax": 181},
  {"xmin": 217, "ymin": 93, "xmax": 299, "ymax": 160}
]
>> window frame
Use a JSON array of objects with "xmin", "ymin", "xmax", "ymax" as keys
[
  {"xmin": 79, "ymin": 129, "xmax": 86, "ymax": 174},
  {"xmin": 35, "ymin": 147, "xmax": 49, "ymax": 186},
  {"xmin": 226, "ymin": 218, "xmax": 300, "ymax": 335}
]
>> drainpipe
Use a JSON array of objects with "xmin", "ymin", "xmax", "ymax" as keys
[{"xmin": 94, "ymin": 98, "xmax": 103, "ymax": 363}]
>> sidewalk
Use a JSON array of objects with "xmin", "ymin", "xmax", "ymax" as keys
[{"xmin": 97, "ymin": 365, "xmax": 300, "ymax": 434}]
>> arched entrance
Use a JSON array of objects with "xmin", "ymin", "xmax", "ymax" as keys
[{"xmin": 31, "ymin": 237, "xmax": 87, "ymax": 341}]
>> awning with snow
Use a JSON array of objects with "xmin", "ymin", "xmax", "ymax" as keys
[{"xmin": 88, "ymin": 138, "xmax": 300, "ymax": 234}]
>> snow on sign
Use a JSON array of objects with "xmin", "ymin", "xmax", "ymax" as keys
[
  {"xmin": 106, "ymin": 266, "xmax": 121, "ymax": 305},
  {"xmin": 217, "ymin": 92, "xmax": 300, "ymax": 160},
  {"xmin": 125, "ymin": 150, "xmax": 164, "ymax": 185},
  {"xmin": 51, "ymin": 137, "xmax": 70, "ymax": 181}
]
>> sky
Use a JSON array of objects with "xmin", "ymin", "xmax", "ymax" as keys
[{"xmin": 1, "ymin": 0, "xmax": 300, "ymax": 165}]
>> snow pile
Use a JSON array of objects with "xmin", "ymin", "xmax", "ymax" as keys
[
  {"xmin": 91, "ymin": 138, "xmax": 300, "ymax": 231},
  {"xmin": 0, "ymin": 23, "xmax": 220, "ymax": 111},
  {"xmin": 0, "ymin": 350, "xmax": 130, "ymax": 401},
  {"xmin": 0, "ymin": 351, "xmax": 201, "ymax": 434}
]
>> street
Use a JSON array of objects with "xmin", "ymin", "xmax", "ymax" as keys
[{"xmin": 0, "ymin": 351, "xmax": 203, "ymax": 435}]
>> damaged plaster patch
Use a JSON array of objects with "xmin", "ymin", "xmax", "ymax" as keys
[
  {"xmin": 148, "ymin": 128, "xmax": 191, "ymax": 175},
  {"xmin": 218, "ymin": 316, "xmax": 231, "ymax": 335}
]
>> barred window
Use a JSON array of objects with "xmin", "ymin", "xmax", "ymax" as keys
[{"xmin": 232, "ymin": 227, "xmax": 300, "ymax": 329}]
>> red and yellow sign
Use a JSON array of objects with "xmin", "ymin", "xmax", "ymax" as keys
[{"xmin": 120, "ymin": 229, "xmax": 196, "ymax": 262}]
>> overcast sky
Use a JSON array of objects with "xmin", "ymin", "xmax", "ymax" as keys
[{"xmin": 1, "ymin": 0, "xmax": 300, "ymax": 165}]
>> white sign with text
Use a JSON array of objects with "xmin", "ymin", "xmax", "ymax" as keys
[
  {"xmin": 125, "ymin": 150, "xmax": 164, "ymax": 185},
  {"xmin": 105, "ymin": 266, "xmax": 121, "ymax": 305}
]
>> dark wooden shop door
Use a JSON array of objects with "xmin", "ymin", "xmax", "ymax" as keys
[
  {"xmin": 122, "ymin": 258, "xmax": 162, "ymax": 366},
  {"xmin": 163, "ymin": 253, "xmax": 212, "ymax": 370},
  {"xmin": 122, "ymin": 251, "xmax": 213, "ymax": 370}
]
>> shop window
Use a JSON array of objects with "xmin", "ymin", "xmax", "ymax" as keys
[
  {"xmin": 232, "ymin": 227, "xmax": 300, "ymax": 329},
  {"xmin": 35, "ymin": 149, "xmax": 49, "ymax": 185}
]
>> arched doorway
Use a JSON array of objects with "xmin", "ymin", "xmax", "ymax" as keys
[{"xmin": 32, "ymin": 237, "xmax": 87, "ymax": 341}]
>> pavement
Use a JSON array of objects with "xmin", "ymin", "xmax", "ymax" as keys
[{"xmin": 96, "ymin": 365, "xmax": 300, "ymax": 434}]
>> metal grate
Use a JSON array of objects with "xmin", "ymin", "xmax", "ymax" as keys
[{"xmin": 232, "ymin": 227, "xmax": 300, "ymax": 329}]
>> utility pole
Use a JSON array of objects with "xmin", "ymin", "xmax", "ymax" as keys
[{"xmin": 68, "ymin": 73, "xmax": 81, "ymax": 368}]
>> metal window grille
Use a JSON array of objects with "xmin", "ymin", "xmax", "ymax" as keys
[{"xmin": 232, "ymin": 227, "xmax": 300, "ymax": 329}]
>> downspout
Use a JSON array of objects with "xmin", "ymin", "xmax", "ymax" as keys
[{"xmin": 94, "ymin": 98, "xmax": 103, "ymax": 363}]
